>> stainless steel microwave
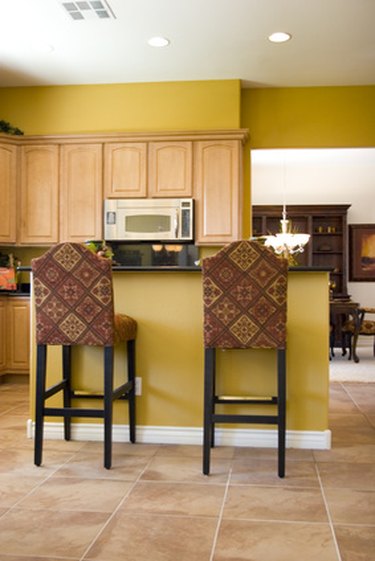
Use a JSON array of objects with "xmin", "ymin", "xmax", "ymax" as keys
[{"xmin": 104, "ymin": 198, "xmax": 194, "ymax": 242}]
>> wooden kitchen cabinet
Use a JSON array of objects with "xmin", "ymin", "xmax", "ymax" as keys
[
  {"xmin": 60, "ymin": 144, "xmax": 103, "ymax": 242},
  {"xmin": 6, "ymin": 297, "xmax": 30, "ymax": 373},
  {"xmin": 0, "ymin": 141, "xmax": 17, "ymax": 244},
  {"xmin": 19, "ymin": 141, "xmax": 102, "ymax": 244},
  {"xmin": 194, "ymin": 140, "xmax": 243, "ymax": 245},
  {"xmin": 1, "ymin": 129, "xmax": 247, "ymax": 247},
  {"xmin": 0, "ymin": 299, "xmax": 6, "ymax": 373},
  {"xmin": 104, "ymin": 141, "xmax": 192, "ymax": 199},
  {"xmin": 19, "ymin": 144, "xmax": 59, "ymax": 244},
  {"xmin": 104, "ymin": 142, "xmax": 147, "ymax": 198},
  {"xmin": 148, "ymin": 141, "xmax": 192, "ymax": 197},
  {"xmin": 0, "ymin": 296, "xmax": 30, "ymax": 376}
]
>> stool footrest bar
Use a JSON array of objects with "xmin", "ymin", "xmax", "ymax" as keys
[
  {"xmin": 213, "ymin": 413, "xmax": 278, "ymax": 424},
  {"xmin": 44, "ymin": 407, "xmax": 105, "ymax": 418}
]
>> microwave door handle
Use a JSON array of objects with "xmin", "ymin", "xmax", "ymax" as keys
[{"xmin": 174, "ymin": 209, "xmax": 179, "ymax": 238}]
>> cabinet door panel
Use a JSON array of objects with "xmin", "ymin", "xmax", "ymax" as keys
[
  {"xmin": 0, "ymin": 299, "xmax": 6, "ymax": 373},
  {"xmin": 6, "ymin": 298, "xmax": 30, "ymax": 373},
  {"xmin": 148, "ymin": 141, "xmax": 192, "ymax": 197},
  {"xmin": 20, "ymin": 145, "xmax": 59, "ymax": 244},
  {"xmin": 194, "ymin": 140, "xmax": 242, "ymax": 245},
  {"xmin": 0, "ymin": 144, "xmax": 17, "ymax": 244},
  {"xmin": 60, "ymin": 144, "xmax": 103, "ymax": 242},
  {"xmin": 104, "ymin": 143, "xmax": 147, "ymax": 198}
]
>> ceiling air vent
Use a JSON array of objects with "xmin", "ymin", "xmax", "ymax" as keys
[{"xmin": 59, "ymin": 1, "xmax": 116, "ymax": 20}]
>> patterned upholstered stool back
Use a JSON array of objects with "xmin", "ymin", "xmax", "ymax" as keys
[
  {"xmin": 32, "ymin": 243, "xmax": 115, "ymax": 346},
  {"xmin": 202, "ymin": 240, "xmax": 288, "ymax": 349}
]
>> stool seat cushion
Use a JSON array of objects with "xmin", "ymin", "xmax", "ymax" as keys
[{"xmin": 114, "ymin": 314, "xmax": 137, "ymax": 343}]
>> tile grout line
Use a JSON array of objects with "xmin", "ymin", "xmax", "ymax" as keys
[
  {"xmin": 318, "ymin": 379, "xmax": 362, "ymax": 561},
  {"xmin": 0, "ymin": 446, "xmax": 86, "ymax": 519},
  {"xmin": 1, "ymin": 383, "xmax": 374, "ymax": 559},
  {"xmin": 314, "ymin": 462, "xmax": 343, "ymax": 561},
  {"xmin": 77, "ymin": 451, "xmax": 158, "ymax": 561},
  {"xmin": 208, "ymin": 463, "xmax": 233, "ymax": 561},
  {"xmin": 340, "ymin": 383, "xmax": 374, "ymax": 425}
]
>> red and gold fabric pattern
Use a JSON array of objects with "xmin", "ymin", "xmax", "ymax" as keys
[
  {"xmin": 32, "ymin": 243, "xmax": 136, "ymax": 346},
  {"xmin": 203, "ymin": 241, "xmax": 288, "ymax": 349}
]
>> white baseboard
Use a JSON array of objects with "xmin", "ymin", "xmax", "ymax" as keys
[{"xmin": 26, "ymin": 420, "xmax": 331, "ymax": 450}]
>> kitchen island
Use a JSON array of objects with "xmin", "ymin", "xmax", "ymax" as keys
[{"xmin": 26, "ymin": 263, "xmax": 331, "ymax": 450}]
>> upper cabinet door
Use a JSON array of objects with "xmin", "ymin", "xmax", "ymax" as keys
[
  {"xmin": 0, "ymin": 143, "xmax": 17, "ymax": 244},
  {"xmin": 60, "ymin": 144, "xmax": 103, "ymax": 242},
  {"xmin": 194, "ymin": 140, "xmax": 242, "ymax": 245},
  {"xmin": 148, "ymin": 141, "xmax": 193, "ymax": 197},
  {"xmin": 19, "ymin": 145, "xmax": 59, "ymax": 245},
  {"xmin": 104, "ymin": 142, "xmax": 147, "ymax": 198}
]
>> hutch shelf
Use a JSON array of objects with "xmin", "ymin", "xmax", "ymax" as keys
[{"xmin": 252, "ymin": 204, "xmax": 351, "ymax": 298}]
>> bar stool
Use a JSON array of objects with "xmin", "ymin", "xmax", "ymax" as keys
[
  {"xmin": 202, "ymin": 240, "xmax": 288, "ymax": 477},
  {"xmin": 32, "ymin": 242, "xmax": 137, "ymax": 469}
]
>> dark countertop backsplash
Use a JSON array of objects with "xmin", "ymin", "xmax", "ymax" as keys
[{"xmin": 17, "ymin": 242, "xmax": 201, "ymax": 273}]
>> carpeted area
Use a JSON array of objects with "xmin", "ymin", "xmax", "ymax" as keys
[{"xmin": 330, "ymin": 343, "xmax": 375, "ymax": 382}]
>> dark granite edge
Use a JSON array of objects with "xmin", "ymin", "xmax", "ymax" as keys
[
  {"xmin": 112, "ymin": 266, "xmax": 202, "ymax": 271},
  {"xmin": 288, "ymin": 266, "xmax": 333, "ymax": 272},
  {"xmin": 0, "ymin": 292, "xmax": 30, "ymax": 297},
  {"xmin": 0, "ymin": 282, "xmax": 30, "ymax": 296},
  {"xmin": 18, "ymin": 265, "xmax": 331, "ymax": 273},
  {"xmin": 17, "ymin": 265, "xmax": 201, "ymax": 272}
]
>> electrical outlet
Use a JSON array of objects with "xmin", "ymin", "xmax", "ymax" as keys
[{"xmin": 135, "ymin": 377, "xmax": 142, "ymax": 396}]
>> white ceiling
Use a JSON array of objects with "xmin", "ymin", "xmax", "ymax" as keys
[{"xmin": 1, "ymin": 0, "xmax": 374, "ymax": 88}]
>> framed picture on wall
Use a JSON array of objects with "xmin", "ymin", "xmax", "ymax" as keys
[{"xmin": 349, "ymin": 224, "xmax": 375, "ymax": 281}]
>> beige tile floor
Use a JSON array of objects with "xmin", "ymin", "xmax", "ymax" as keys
[{"xmin": 0, "ymin": 378, "xmax": 374, "ymax": 561}]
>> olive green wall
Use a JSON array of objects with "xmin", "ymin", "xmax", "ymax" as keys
[
  {"xmin": 0, "ymin": 79, "xmax": 241, "ymax": 134},
  {"xmin": 241, "ymin": 86, "xmax": 375, "ymax": 149},
  {"xmin": 2, "ymin": 82, "xmax": 373, "ymax": 145}
]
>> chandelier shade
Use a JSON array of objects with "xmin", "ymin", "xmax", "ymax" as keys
[{"xmin": 264, "ymin": 207, "xmax": 310, "ymax": 263}]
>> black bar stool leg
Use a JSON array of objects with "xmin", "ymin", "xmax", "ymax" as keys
[
  {"xmin": 104, "ymin": 346, "xmax": 114, "ymax": 469},
  {"xmin": 211, "ymin": 350, "xmax": 216, "ymax": 448},
  {"xmin": 277, "ymin": 348, "xmax": 286, "ymax": 478},
  {"xmin": 62, "ymin": 345, "xmax": 72, "ymax": 441},
  {"xmin": 34, "ymin": 344, "xmax": 47, "ymax": 466},
  {"xmin": 127, "ymin": 339, "xmax": 136, "ymax": 443},
  {"xmin": 203, "ymin": 348, "xmax": 215, "ymax": 475}
]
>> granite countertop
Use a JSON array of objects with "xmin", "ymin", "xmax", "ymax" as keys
[
  {"xmin": 112, "ymin": 265, "xmax": 201, "ymax": 271},
  {"xmin": 0, "ymin": 284, "xmax": 30, "ymax": 296},
  {"xmin": 18, "ymin": 265, "xmax": 201, "ymax": 273}
]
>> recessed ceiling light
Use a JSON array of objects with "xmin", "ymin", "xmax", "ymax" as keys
[
  {"xmin": 148, "ymin": 36, "xmax": 170, "ymax": 47},
  {"xmin": 268, "ymin": 32, "xmax": 292, "ymax": 43}
]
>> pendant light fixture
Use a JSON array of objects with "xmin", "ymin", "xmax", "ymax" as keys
[{"xmin": 263, "ymin": 157, "xmax": 310, "ymax": 264}]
